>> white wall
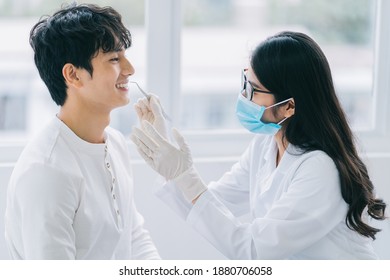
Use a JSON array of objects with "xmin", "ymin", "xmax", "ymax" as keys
[
  {"xmin": 359, "ymin": 154, "xmax": 390, "ymax": 257},
  {"xmin": 0, "ymin": 164, "xmax": 12, "ymax": 258}
]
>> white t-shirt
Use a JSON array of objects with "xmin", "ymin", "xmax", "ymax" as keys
[
  {"xmin": 5, "ymin": 117, "xmax": 160, "ymax": 260},
  {"xmin": 157, "ymin": 134, "xmax": 378, "ymax": 259}
]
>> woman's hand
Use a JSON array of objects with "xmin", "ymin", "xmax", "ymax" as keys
[
  {"xmin": 131, "ymin": 121, "xmax": 207, "ymax": 202},
  {"xmin": 134, "ymin": 94, "xmax": 168, "ymax": 140}
]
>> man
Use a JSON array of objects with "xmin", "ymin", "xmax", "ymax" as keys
[{"xmin": 4, "ymin": 3, "xmax": 160, "ymax": 260}]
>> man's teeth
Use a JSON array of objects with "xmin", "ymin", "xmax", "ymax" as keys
[{"xmin": 116, "ymin": 83, "xmax": 128, "ymax": 89}]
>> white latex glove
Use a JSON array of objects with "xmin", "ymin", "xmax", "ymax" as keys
[
  {"xmin": 131, "ymin": 121, "xmax": 207, "ymax": 202},
  {"xmin": 134, "ymin": 94, "xmax": 168, "ymax": 140}
]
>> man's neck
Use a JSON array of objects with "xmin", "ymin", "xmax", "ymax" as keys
[{"xmin": 57, "ymin": 106, "xmax": 110, "ymax": 144}]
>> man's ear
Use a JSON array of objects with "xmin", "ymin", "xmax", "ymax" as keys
[{"xmin": 62, "ymin": 63, "xmax": 82, "ymax": 88}]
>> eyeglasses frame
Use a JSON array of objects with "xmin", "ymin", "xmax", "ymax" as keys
[{"xmin": 241, "ymin": 68, "xmax": 273, "ymax": 101}]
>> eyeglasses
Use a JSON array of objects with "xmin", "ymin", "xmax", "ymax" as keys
[{"xmin": 241, "ymin": 68, "xmax": 272, "ymax": 101}]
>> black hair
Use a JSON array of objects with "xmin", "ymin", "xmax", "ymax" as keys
[
  {"xmin": 251, "ymin": 31, "xmax": 386, "ymax": 239},
  {"xmin": 29, "ymin": 2, "xmax": 132, "ymax": 106}
]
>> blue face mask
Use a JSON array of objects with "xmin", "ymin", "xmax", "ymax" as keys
[{"xmin": 235, "ymin": 93, "xmax": 292, "ymax": 135}]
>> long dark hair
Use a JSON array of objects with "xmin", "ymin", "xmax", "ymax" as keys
[{"xmin": 251, "ymin": 31, "xmax": 386, "ymax": 239}]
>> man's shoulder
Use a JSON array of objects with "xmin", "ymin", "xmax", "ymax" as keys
[
  {"xmin": 15, "ymin": 118, "xmax": 81, "ymax": 178},
  {"xmin": 20, "ymin": 119, "xmax": 61, "ymax": 162}
]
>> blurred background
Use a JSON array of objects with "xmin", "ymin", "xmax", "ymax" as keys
[
  {"xmin": 1, "ymin": 0, "xmax": 389, "ymax": 260},
  {"xmin": 0, "ymin": 0, "xmax": 376, "ymax": 138}
]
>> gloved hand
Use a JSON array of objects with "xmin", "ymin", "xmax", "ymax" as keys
[
  {"xmin": 134, "ymin": 94, "xmax": 168, "ymax": 140},
  {"xmin": 131, "ymin": 120, "xmax": 191, "ymax": 179},
  {"xmin": 131, "ymin": 121, "xmax": 207, "ymax": 202}
]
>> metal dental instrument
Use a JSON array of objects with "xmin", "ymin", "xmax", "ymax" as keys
[{"xmin": 130, "ymin": 81, "xmax": 171, "ymax": 122}]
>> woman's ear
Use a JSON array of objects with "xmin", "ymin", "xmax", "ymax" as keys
[
  {"xmin": 285, "ymin": 98, "xmax": 295, "ymax": 118},
  {"xmin": 62, "ymin": 63, "xmax": 82, "ymax": 88}
]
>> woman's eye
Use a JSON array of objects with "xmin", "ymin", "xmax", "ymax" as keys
[{"xmin": 110, "ymin": 57, "xmax": 119, "ymax": 62}]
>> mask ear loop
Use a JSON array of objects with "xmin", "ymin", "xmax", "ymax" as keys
[
  {"xmin": 277, "ymin": 117, "xmax": 288, "ymax": 125},
  {"xmin": 265, "ymin": 98, "xmax": 293, "ymax": 125},
  {"xmin": 265, "ymin": 97, "xmax": 293, "ymax": 109}
]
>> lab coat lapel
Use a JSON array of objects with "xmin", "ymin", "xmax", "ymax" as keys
[
  {"xmin": 255, "ymin": 137, "xmax": 277, "ymax": 193},
  {"xmin": 253, "ymin": 142, "xmax": 302, "ymax": 216}
]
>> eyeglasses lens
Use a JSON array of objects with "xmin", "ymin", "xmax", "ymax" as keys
[{"xmin": 241, "ymin": 71, "xmax": 253, "ymax": 100}]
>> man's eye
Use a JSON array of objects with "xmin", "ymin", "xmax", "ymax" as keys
[{"xmin": 110, "ymin": 58, "xmax": 119, "ymax": 62}]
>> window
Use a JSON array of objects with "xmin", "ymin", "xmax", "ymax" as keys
[
  {"xmin": 181, "ymin": 0, "xmax": 376, "ymax": 131},
  {"xmin": 1, "ymin": 0, "xmax": 390, "ymax": 158}
]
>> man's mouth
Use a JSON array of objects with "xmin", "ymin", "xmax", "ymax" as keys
[{"xmin": 115, "ymin": 83, "xmax": 129, "ymax": 90}]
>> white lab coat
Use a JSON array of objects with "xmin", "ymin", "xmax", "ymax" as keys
[{"xmin": 156, "ymin": 134, "xmax": 378, "ymax": 259}]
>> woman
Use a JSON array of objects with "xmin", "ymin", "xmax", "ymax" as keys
[{"xmin": 131, "ymin": 31, "xmax": 387, "ymax": 259}]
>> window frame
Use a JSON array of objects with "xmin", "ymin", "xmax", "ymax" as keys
[{"xmin": 356, "ymin": 0, "xmax": 390, "ymax": 154}]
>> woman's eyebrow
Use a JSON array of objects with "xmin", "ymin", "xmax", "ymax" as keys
[{"xmin": 249, "ymin": 80, "xmax": 264, "ymax": 90}]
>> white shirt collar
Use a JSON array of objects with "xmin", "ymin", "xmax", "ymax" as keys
[{"xmin": 53, "ymin": 116, "xmax": 108, "ymax": 155}]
